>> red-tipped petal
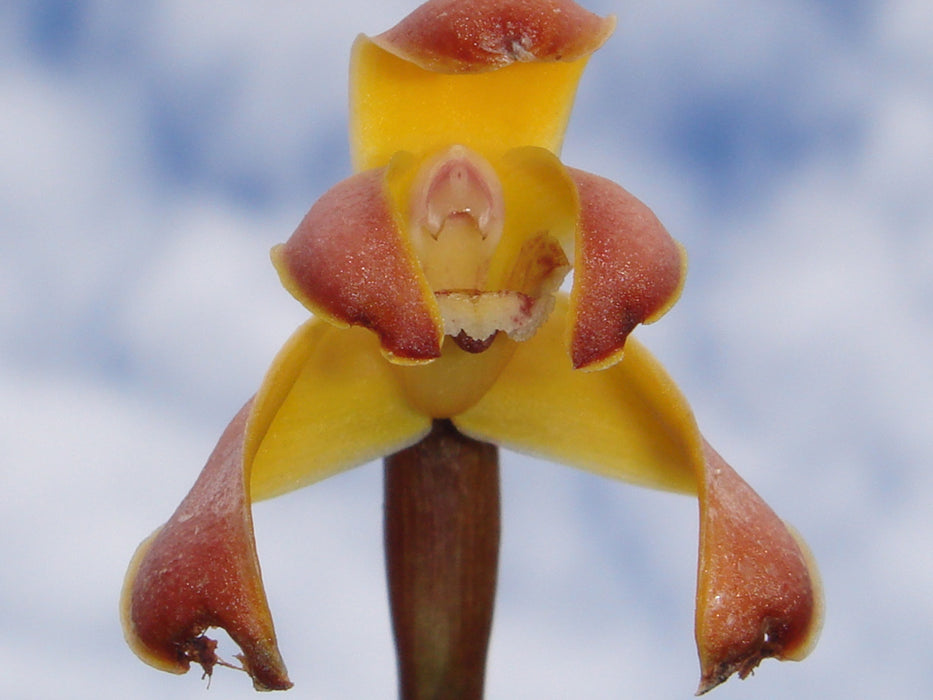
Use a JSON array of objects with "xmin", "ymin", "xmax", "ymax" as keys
[
  {"xmin": 372, "ymin": 0, "xmax": 615, "ymax": 73},
  {"xmin": 568, "ymin": 168, "xmax": 686, "ymax": 370},
  {"xmin": 120, "ymin": 402, "xmax": 291, "ymax": 691},
  {"xmin": 273, "ymin": 167, "xmax": 443, "ymax": 364},
  {"xmin": 695, "ymin": 441, "xmax": 823, "ymax": 694}
]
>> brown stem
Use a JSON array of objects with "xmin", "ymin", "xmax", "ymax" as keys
[{"xmin": 384, "ymin": 420, "xmax": 500, "ymax": 700}]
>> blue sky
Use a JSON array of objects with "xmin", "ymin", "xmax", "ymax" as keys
[{"xmin": 2, "ymin": 0, "xmax": 933, "ymax": 698}]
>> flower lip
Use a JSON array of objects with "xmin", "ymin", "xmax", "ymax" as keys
[{"xmin": 452, "ymin": 328, "xmax": 499, "ymax": 354}]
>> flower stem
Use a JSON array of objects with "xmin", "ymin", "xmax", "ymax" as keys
[{"xmin": 384, "ymin": 420, "xmax": 500, "ymax": 700}]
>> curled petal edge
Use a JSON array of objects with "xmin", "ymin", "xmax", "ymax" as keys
[
  {"xmin": 371, "ymin": 0, "xmax": 616, "ymax": 73},
  {"xmin": 695, "ymin": 441, "xmax": 824, "ymax": 694},
  {"xmin": 350, "ymin": 0, "xmax": 614, "ymax": 170},
  {"xmin": 272, "ymin": 166, "xmax": 444, "ymax": 365},
  {"xmin": 568, "ymin": 168, "xmax": 686, "ymax": 371},
  {"xmin": 121, "ymin": 318, "xmax": 433, "ymax": 688},
  {"xmin": 120, "ymin": 401, "xmax": 292, "ymax": 691},
  {"xmin": 454, "ymin": 296, "xmax": 822, "ymax": 691}
]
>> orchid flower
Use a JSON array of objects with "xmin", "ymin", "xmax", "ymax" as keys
[{"xmin": 121, "ymin": 0, "xmax": 823, "ymax": 695}]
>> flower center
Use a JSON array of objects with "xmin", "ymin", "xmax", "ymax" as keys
[
  {"xmin": 410, "ymin": 145, "xmax": 504, "ymax": 292},
  {"xmin": 410, "ymin": 145, "xmax": 570, "ymax": 353}
]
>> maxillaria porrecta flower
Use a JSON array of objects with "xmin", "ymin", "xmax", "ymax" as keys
[{"xmin": 121, "ymin": 0, "xmax": 823, "ymax": 694}]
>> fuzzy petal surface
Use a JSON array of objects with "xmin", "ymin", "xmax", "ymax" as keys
[
  {"xmin": 569, "ymin": 168, "xmax": 686, "ymax": 370},
  {"xmin": 120, "ymin": 402, "xmax": 292, "ymax": 691},
  {"xmin": 695, "ymin": 441, "xmax": 823, "ymax": 694},
  {"xmin": 371, "ymin": 0, "xmax": 616, "ymax": 73},
  {"xmin": 273, "ymin": 167, "xmax": 443, "ymax": 365}
]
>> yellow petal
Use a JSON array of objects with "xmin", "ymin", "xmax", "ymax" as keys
[
  {"xmin": 249, "ymin": 317, "xmax": 433, "ymax": 501},
  {"xmin": 453, "ymin": 295, "xmax": 823, "ymax": 690},
  {"xmin": 350, "ymin": 39, "xmax": 587, "ymax": 171},
  {"xmin": 350, "ymin": 0, "xmax": 615, "ymax": 170},
  {"xmin": 453, "ymin": 294, "xmax": 700, "ymax": 493},
  {"xmin": 486, "ymin": 147, "xmax": 577, "ymax": 293}
]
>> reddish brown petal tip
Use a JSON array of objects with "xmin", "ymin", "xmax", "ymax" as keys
[
  {"xmin": 568, "ymin": 168, "xmax": 686, "ymax": 370},
  {"xmin": 373, "ymin": 0, "xmax": 615, "ymax": 73},
  {"xmin": 273, "ymin": 168, "xmax": 443, "ymax": 364},
  {"xmin": 120, "ymin": 403, "xmax": 292, "ymax": 691},
  {"xmin": 695, "ymin": 442, "xmax": 823, "ymax": 694}
]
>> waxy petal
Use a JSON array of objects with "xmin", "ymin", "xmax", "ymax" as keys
[
  {"xmin": 569, "ymin": 168, "xmax": 686, "ymax": 370},
  {"xmin": 350, "ymin": 0, "xmax": 614, "ymax": 170},
  {"xmin": 455, "ymin": 296, "xmax": 822, "ymax": 689},
  {"xmin": 272, "ymin": 167, "xmax": 444, "ymax": 365},
  {"xmin": 486, "ymin": 146, "xmax": 577, "ymax": 291},
  {"xmin": 454, "ymin": 295, "xmax": 699, "ymax": 493},
  {"xmin": 372, "ymin": 0, "xmax": 616, "ymax": 73},
  {"xmin": 120, "ymin": 402, "xmax": 291, "ymax": 691},
  {"xmin": 122, "ymin": 318, "xmax": 432, "ymax": 687},
  {"xmin": 250, "ymin": 318, "xmax": 433, "ymax": 500},
  {"xmin": 695, "ymin": 441, "xmax": 823, "ymax": 694}
]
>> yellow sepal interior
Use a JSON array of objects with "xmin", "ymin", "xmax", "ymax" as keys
[
  {"xmin": 350, "ymin": 36, "xmax": 590, "ymax": 171},
  {"xmin": 391, "ymin": 334, "xmax": 518, "ymax": 419},
  {"xmin": 453, "ymin": 295, "xmax": 702, "ymax": 494},
  {"xmin": 487, "ymin": 146, "xmax": 578, "ymax": 289},
  {"xmin": 247, "ymin": 318, "xmax": 432, "ymax": 501}
]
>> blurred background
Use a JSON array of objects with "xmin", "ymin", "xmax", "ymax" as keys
[{"xmin": 2, "ymin": 0, "xmax": 931, "ymax": 698}]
